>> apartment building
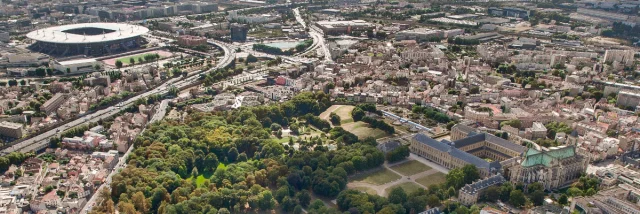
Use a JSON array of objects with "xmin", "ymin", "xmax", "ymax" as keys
[
  {"xmin": 604, "ymin": 49, "xmax": 635, "ymax": 66},
  {"xmin": 0, "ymin": 121, "xmax": 23, "ymax": 138},
  {"xmin": 40, "ymin": 93, "xmax": 66, "ymax": 115}
]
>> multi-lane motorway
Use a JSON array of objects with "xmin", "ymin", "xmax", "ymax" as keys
[
  {"xmin": 0, "ymin": 2, "xmax": 324, "ymax": 156},
  {"xmin": 0, "ymin": 40, "xmax": 235, "ymax": 156},
  {"xmin": 292, "ymin": 7, "xmax": 332, "ymax": 62}
]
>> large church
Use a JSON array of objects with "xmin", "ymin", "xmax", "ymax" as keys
[
  {"xmin": 411, "ymin": 124, "xmax": 588, "ymax": 190},
  {"xmin": 507, "ymin": 146, "xmax": 589, "ymax": 190}
]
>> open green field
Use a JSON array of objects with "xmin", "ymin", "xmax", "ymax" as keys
[
  {"xmin": 415, "ymin": 172, "xmax": 447, "ymax": 187},
  {"xmin": 343, "ymin": 121, "xmax": 389, "ymax": 139},
  {"xmin": 334, "ymin": 105, "xmax": 355, "ymax": 123},
  {"xmin": 319, "ymin": 104, "xmax": 389, "ymax": 139},
  {"xmin": 272, "ymin": 136, "xmax": 295, "ymax": 144},
  {"xmin": 351, "ymin": 186, "xmax": 378, "ymax": 195},
  {"xmin": 386, "ymin": 182, "xmax": 424, "ymax": 196},
  {"xmin": 352, "ymin": 168, "xmax": 401, "ymax": 185},
  {"xmin": 390, "ymin": 160, "xmax": 432, "ymax": 176},
  {"xmin": 117, "ymin": 53, "xmax": 161, "ymax": 65},
  {"xmin": 319, "ymin": 105, "xmax": 353, "ymax": 122}
]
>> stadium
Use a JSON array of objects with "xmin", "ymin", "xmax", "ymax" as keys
[{"xmin": 26, "ymin": 23, "xmax": 149, "ymax": 57}]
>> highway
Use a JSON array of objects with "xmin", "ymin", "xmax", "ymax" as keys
[
  {"xmin": 292, "ymin": 7, "xmax": 324, "ymax": 57},
  {"xmin": 309, "ymin": 25, "xmax": 332, "ymax": 62},
  {"xmin": 291, "ymin": 6, "xmax": 332, "ymax": 62},
  {"xmin": 227, "ymin": 7, "xmax": 320, "ymax": 64},
  {"xmin": 0, "ymin": 40, "xmax": 235, "ymax": 155},
  {"xmin": 76, "ymin": 41, "xmax": 234, "ymax": 214},
  {"xmin": 292, "ymin": 7, "xmax": 307, "ymax": 28}
]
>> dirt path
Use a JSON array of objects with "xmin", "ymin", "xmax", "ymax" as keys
[{"xmin": 319, "ymin": 105, "xmax": 342, "ymax": 120}]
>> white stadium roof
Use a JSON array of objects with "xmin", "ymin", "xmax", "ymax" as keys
[{"xmin": 26, "ymin": 23, "xmax": 149, "ymax": 44}]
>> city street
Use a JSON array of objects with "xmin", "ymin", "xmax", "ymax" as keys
[
  {"xmin": 80, "ymin": 101, "xmax": 169, "ymax": 214},
  {"xmin": 0, "ymin": 40, "xmax": 235, "ymax": 155}
]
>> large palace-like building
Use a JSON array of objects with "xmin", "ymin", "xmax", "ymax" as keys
[
  {"xmin": 412, "ymin": 124, "xmax": 588, "ymax": 192},
  {"xmin": 411, "ymin": 124, "xmax": 527, "ymax": 177}
]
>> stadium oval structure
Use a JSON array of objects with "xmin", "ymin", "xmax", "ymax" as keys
[{"xmin": 27, "ymin": 23, "xmax": 149, "ymax": 57}]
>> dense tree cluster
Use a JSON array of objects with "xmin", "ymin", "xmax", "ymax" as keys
[
  {"xmin": 104, "ymin": 70, "xmax": 123, "ymax": 81},
  {"xmin": 90, "ymin": 91, "xmax": 133, "ymax": 110},
  {"xmin": 351, "ymin": 103, "xmax": 382, "ymax": 121},
  {"xmin": 245, "ymin": 54, "xmax": 258, "ymax": 64},
  {"xmin": 33, "ymin": 67, "xmax": 55, "ymax": 77},
  {"xmin": 328, "ymin": 127, "xmax": 360, "ymax": 145},
  {"xmin": 602, "ymin": 22, "xmax": 640, "ymax": 39},
  {"xmin": 447, "ymin": 37, "xmax": 480, "ymax": 45},
  {"xmin": 301, "ymin": 114, "xmax": 331, "ymax": 132},
  {"xmin": 350, "ymin": 104, "xmax": 394, "ymax": 133},
  {"xmin": 566, "ymin": 176, "xmax": 600, "ymax": 197},
  {"xmin": 361, "ymin": 116, "xmax": 395, "ymax": 134},
  {"xmin": 419, "ymin": 12, "xmax": 445, "ymax": 22},
  {"xmin": 329, "ymin": 112, "xmax": 341, "ymax": 125},
  {"xmin": 496, "ymin": 63, "xmax": 518, "ymax": 74},
  {"xmin": 545, "ymin": 121, "xmax": 573, "ymax": 139},
  {"xmin": 500, "ymin": 120, "xmax": 522, "ymax": 129},
  {"xmin": 92, "ymin": 92, "xmax": 387, "ymax": 214},
  {"xmin": 385, "ymin": 145, "xmax": 410, "ymax": 163},
  {"xmin": 200, "ymin": 68, "xmax": 244, "ymax": 86},
  {"xmin": 0, "ymin": 152, "xmax": 34, "ymax": 172},
  {"xmin": 252, "ymin": 40, "xmax": 312, "ymax": 56},
  {"xmin": 412, "ymin": 105, "xmax": 451, "ymax": 123},
  {"xmin": 336, "ymin": 187, "xmax": 447, "ymax": 214}
]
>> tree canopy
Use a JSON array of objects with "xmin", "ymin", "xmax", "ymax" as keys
[{"xmin": 92, "ymin": 92, "xmax": 385, "ymax": 214}]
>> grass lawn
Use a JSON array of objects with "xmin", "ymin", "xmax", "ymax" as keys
[
  {"xmin": 319, "ymin": 104, "xmax": 388, "ymax": 139},
  {"xmin": 386, "ymin": 182, "xmax": 424, "ymax": 196},
  {"xmin": 343, "ymin": 122, "xmax": 389, "ymax": 139},
  {"xmin": 187, "ymin": 171, "xmax": 213, "ymax": 187},
  {"xmin": 415, "ymin": 172, "xmax": 447, "ymax": 187},
  {"xmin": 319, "ymin": 105, "xmax": 355, "ymax": 124},
  {"xmin": 390, "ymin": 160, "xmax": 432, "ymax": 176},
  {"xmin": 117, "ymin": 53, "xmax": 161, "ymax": 65},
  {"xmin": 333, "ymin": 105, "xmax": 355, "ymax": 123},
  {"xmin": 351, "ymin": 186, "xmax": 378, "ymax": 195},
  {"xmin": 352, "ymin": 168, "xmax": 401, "ymax": 185},
  {"xmin": 319, "ymin": 105, "xmax": 341, "ymax": 120},
  {"xmin": 341, "ymin": 118, "xmax": 354, "ymax": 124},
  {"xmin": 272, "ymin": 136, "xmax": 295, "ymax": 144}
]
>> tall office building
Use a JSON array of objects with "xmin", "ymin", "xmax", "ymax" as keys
[{"xmin": 230, "ymin": 24, "xmax": 248, "ymax": 42}]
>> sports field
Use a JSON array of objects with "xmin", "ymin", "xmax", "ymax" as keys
[{"xmin": 103, "ymin": 50, "xmax": 173, "ymax": 66}]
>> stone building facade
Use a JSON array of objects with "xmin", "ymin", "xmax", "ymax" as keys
[
  {"xmin": 508, "ymin": 146, "xmax": 588, "ymax": 190},
  {"xmin": 414, "ymin": 124, "xmax": 588, "ymax": 192},
  {"xmin": 411, "ymin": 125, "xmax": 526, "ymax": 178},
  {"xmin": 458, "ymin": 174, "xmax": 506, "ymax": 206}
]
